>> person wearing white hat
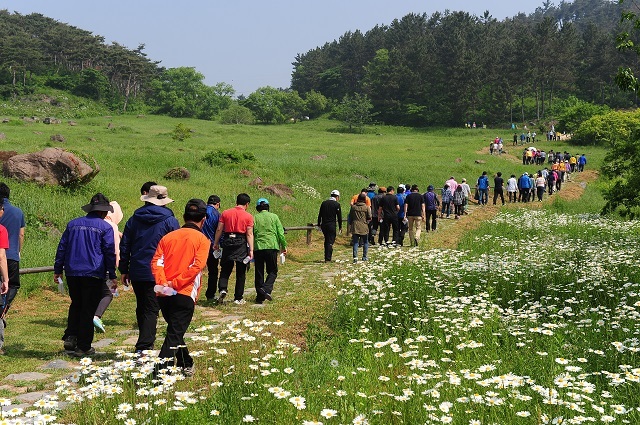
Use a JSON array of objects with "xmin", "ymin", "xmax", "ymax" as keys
[{"xmin": 317, "ymin": 190, "xmax": 342, "ymax": 262}]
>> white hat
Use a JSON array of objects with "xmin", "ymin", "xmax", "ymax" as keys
[
  {"xmin": 398, "ymin": 184, "xmax": 406, "ymax": 189},
  {"xmin": 330, "ymin": 189, "xmax": 340, "ymax": 197}
]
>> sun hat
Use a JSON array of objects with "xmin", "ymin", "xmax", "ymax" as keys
[
  {"xmin": 141, "ymin": 185, "xmax": 174, "ymax": 206},
  {"xmin": 398, "ymin": 184, "xmax": 406, "ymax": 190},
  {"xmin": 461, "ymin": 178, "xmax": 467, "ymax": 182},
  {"xmin": 82, "ymin": 193, "xmax": 114, "ymax": 213},
  {"xmin": 256, "ymin": 197, "xmax": 269, "ymax": 207},
  {"xmin": 330, "ymin": 189, "xmax": 340, "ymax": 197}
]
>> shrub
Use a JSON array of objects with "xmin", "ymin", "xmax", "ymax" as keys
[
  {"xmin": 202, "ymin": 149, "xmax": 256, "ymax": 167},
  {"xmin": 220, "ymin": 104, "xmax": 255, "ymax": 125},
  {"xmin": 171, "ymin": 122, "xmax": 192, "ymax": 141}
]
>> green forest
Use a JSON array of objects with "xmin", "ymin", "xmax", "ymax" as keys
[{"xmin": 0, "ymin": 0, "xmax": 639, "ymax": 127}]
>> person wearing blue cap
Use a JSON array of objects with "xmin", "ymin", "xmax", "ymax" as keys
[{"xmin": 253, "ymin": 198, "xmax": 287, "ymax": 303}]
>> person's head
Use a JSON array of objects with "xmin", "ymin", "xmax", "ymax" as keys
[
  {"xmin": 386, "ymin": 185, "xmax": 394, "ymax": 193},
  {"xmin": 456, "ymin": 185, "xmax": 462, "ymax": 192},
  {"xmin": 236, "ymin": 193, "xmax": 251, "ymax": 207},
  {"xmin": 256, "ymin": 197, "xmax": 270, "ymax": 212},
  {"xmin": 397, "ymin": 186, "xmax": 405, "ymax": 194},
  {"xmin": 141, "ymin": 185, "xmax": 174, "ymax": 206},
  {"xmin": 411, "ymin": 184, "xmax": 419, "ymax": 192},
  {"xmin": 330, "ymin": 189, "xmax": 340, "ymax": 199},
  {"xmin": 207, "ymin": 194, "xmax": 221, "ymax": 208},
  {"xmin": 368, "ymin": 182, "xmax": 377, "ymax": 191},
  {"xmin": 443, "ymin": 184, "xmax": 449, "ymax": 190},
  {"xmin": 0, "ymin": 182, "xmax": 10, "ymax": 200},
  {"xmin": 140, "ymin": 181, "xmax": 157, "ymax": 195},
  {"xmin": 461, "ymin": 178, "xmax": 467, "ymax": 184},
  {"xmin": 378, "ymin": 187, "xmax": 386, "ymax": 194},
  {"xmin": 360, "ymin": 188, "xmax": 368, "ymax": 195},
  {"xmin": 538, "ymin": 171, "xmax": 542, "ymax": 177},
  {"xmin": 482, "ymin": 171, "xmax": 487, "ymax": 176},
  {"xmin": 82, "ymin": 193, "xmax": 114, "ymax": 218},
  {"xmin": 357, "ymin": 193, "xmax": 367, "ymax": 203},
  {"xmin": 511, "ymin": 174, "xmax": 516, "ymax": 178},
  {"xmin": 427, "ymin": 185, "xmax": 434, "ymax": 192},
  {"xmin": 183, "ymin": 199, "xmax": 207, "ymax": 225},
  {"xmin": 0, "ymin": 198, "xmax": 4, "ymax": 218},
  {"xmin": 497, "ymin": 172, "xmax": 502, "ymax": 177}
]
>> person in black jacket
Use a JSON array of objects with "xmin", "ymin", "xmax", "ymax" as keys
[{"xmin": 317, "ymin": 190, "xmax": 342, "ymax": 262}]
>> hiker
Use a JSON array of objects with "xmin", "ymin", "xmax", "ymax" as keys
[
  {"xmin": 253, "ymin": 198, "xmax": 287, "ymax": 303},
  {"xmin": 119, "ymin": 184, "xmax": 180, "ymax": 355},
  {"xmin": 92, "ymin": 201, "xmax": 123, "ymax": 333},
  {"xmin": 0, "ymin": 183, "xmax": 25, "ymax": 355},
  {"xmin": 0, "ymin": 200, "xmax": 10, "ymax": 355},
  {"xmin": 213, "ymin": 193, "xmax": 255, "ymax": 304},
  {"xmin": 423, "ymin": 185, "xmax": 440, "ymax": 232},
  {"xmin": 378, "ymin": 186, "xmax": 399, "ymax": 246},
  {"xmin": 55, "ymin": 193, "xmax": 116, "ymax": 357},
  {"xmin": 349, "ymin": 193, "xmax": 371, "ymax": 262},
  {"xmin": 151, "ymin": 199, "xmax": 210, "ymax": 376},
  {"xmin": 202, "ymin": 195, "xmax": 222, "ymax": 301},
  {"xmin": 404, "ymin": 184, "xmax": 425, "ymax": 246},
  {"xmin": 317, "ymin": 190, "xmax": 342, "ymax": 262}
]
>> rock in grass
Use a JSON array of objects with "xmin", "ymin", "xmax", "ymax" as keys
[
  {"xmin": 164, "ymin": 167, "xmax": 190, "ymax": 180},
  {"xmin": 3, "ymin": 147, "xmax": 99, "ymax": 186}
]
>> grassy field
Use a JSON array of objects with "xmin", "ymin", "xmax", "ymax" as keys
[{"xmin": 0, "ymin": 115, "xmax": 619, "ymax": 424}]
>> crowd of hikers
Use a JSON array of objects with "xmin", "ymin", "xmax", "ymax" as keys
[{"xmin": 327, "ymin": 149, "xmax": 587, "ymax": 263}]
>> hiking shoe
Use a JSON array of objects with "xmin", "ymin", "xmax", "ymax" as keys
[
  {"xmin": 353, "ymin": 258, "xmax": 357, "ymax": 264},
  {"xmin": 263, "ymin": 291, "xmax": 272, "ymax": 301},
  {"xmin": 217, "ymin": 290, "xmax": 227, "ymax": 304},
  {"xmin": 63, "ymin": 335, "xmax": 77, "ymax": 351},
  {"xmin": 182, "ymin": 366, "xmax": 195, "ymax": 377},
  {"xmin": 362, "ymin": 257, "xmax": 368, "ymax": 261},
  {"xmin": 93, "ymin": 316, "xmax": 105, "ymax": 333},
  {"xmin": 72, "ymin": 347, "xmax": 96, "ymax": 357},
  {"xmin": 233, "ymin": 299, "xmax": 246, "ymax": 305}
]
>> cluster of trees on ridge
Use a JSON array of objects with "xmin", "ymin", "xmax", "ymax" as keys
[{"xmin": 0, "ymin": 1, "xmax": 639, "ymax": 131}]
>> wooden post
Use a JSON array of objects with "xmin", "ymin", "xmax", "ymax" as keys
[{"xmin": 307, "ymin": 223, "xmax": 313, "ymax": 245}]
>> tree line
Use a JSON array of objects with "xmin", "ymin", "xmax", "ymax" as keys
[{"xmin": 291, "ymin": 0, "xmax": 638, "ymax": 127}]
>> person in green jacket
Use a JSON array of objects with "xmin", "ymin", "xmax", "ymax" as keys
[{"xmin": 253, "ymin": 198, "xmax": 287, "ymax": 304}]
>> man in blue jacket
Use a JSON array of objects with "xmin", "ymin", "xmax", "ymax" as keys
[
  {"xmin": 119, "ymin": 185, "xmax": 179, "ymax": 354},
  {"xmin": 203, "ymin": 194, "xmax": 221, "ymax": 301},
  {"xmin": 54, "ymin": 193, "xmax": 116, "ymax": 357}
]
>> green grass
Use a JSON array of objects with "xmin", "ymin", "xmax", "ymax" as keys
[{"xmin": 0, "ymin": 114, "xmax": 617, "ymax": 424}]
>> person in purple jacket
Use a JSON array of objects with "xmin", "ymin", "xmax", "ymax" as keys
[{"xmin": 54, "ymin": 193, "xmax": 116, "ymax": 357}]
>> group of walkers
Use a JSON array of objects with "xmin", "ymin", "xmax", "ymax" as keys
[
  {"xmin": 0, "ymin": 182, "xmax": 285, "ymax": 377},
  {"xmin": 318, "ymin": 151, "xmax": 587, "ymax": 263}
]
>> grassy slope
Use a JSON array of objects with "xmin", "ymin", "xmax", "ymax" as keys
[{"xmin": 0, "ymin": 114, "xmax": 606, "ymax": 383}]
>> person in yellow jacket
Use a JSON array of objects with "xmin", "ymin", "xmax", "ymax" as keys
[{"xmin": 151, "ymin": 199, "xmax": 210, "ymax": 376}]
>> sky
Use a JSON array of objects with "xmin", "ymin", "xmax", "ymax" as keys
[{"xmin": 3, "ymin": 0, "xmax": 548, "ymax": 96}]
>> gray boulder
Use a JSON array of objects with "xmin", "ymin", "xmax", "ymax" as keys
[{"xmin": 3, "ymin": 147, "xmax": 99, "ymax": 186}]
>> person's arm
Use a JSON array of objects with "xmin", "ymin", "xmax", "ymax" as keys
[
  {"xmin": 337, "ymin": 205, "xmax": 342, "ymax": 231},
  {"xmin": 0, "ymin": 249, "xmax": 8, "ymax": 294},
  {"xmin": 317, "ymin": 206, "xmax": 322, "ymax": 227},
  {"xmin": 102, "ymin": 226, "xmax": 117, "ymax": 281},
  {"xmin": 53, "ymin": 226, "xmax": 69, "ymax": 282},
  {"xmin": 213, "ymin": 222, "xmax": 225, "ymax": 251},
  {"xmin": 403, "ymin": 202, "xmax": 408, "ymax": 217},
  {"xmin": 18, "ymin": 227, "xmax": 24, "ymax": 259},
  {"xmin": 276, "ymin": 217, "xmax": 287, "ymax": 254},
  {"xmin": 150, "ymin": 240, "xmax": 168, "ymax": 287},
  {"xmin": 118, "ymin": 220, "xmax": 131, "ymax": 283},
  {"xmin": 246, "ymin": 226, "xmax": 254, "ymax": 259}
]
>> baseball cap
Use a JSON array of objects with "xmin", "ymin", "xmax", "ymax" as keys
[
  {"xmin": 331, "ymin": 189, "xmax": 340, "ymax": 197},
  {"xmin": 256, "ymin": 197, "xmax": 269, "ymax": 206},
  {"xmin": 184, "ymin": 198, "xmax": 207, "ymax": 215}
]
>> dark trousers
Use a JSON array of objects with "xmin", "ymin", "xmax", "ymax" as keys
[
  {"xmin": 132, "ymin": 281, "xmax": 159, "ymax": 351},
  {"xmin": 205, "ymin": 251, "xmax": 219, "ymax": 300},
  {"xmin": 425, "ymin": 210, "xmax": 437, "ymax": 231},
  {"xmin": 381, "ymin": 217, "xmax": 399, "ymax": 245},
  {"xmin": 219, "ymin": 260, "xmax": 248, "ymax": 300},
  {"xmin": 64, "ymin": 276, "xmax": 103, "ymax": 351},
  {"xmin": 518, "ymin": 189, "xmax": 529, "ymax": 202},
  {"xmin": 158, "ymin": 294, "xmax": 194, "ymax": 369},
  {"xmin": 368, "ymin": 218, "xmax": 378, "ymax": 244},
  {"xmin": 493, "ymin": 190, "xmax": 505, "ymax": 205},
  {"xmin": 254, "ymin": 249, "xmax": 278, "ymax": 301},
  {"xmin": 537, "ymin": 187, "xmax": 545, "ymax": 201},
  {"xmin": 1, "ymin": 260, "xmax": 19, "ymax": 318},
  {"xmin": 94, "ymin": 280, "xmax": 113, "ymax": 318},
  {"xmin": 321, "ymin": 223, "xmax": 337, "ymax": 261}
]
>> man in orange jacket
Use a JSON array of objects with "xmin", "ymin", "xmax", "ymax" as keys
[{"xmin": 151, "ymin": 199, "xmax": 210, "ymax": 376}]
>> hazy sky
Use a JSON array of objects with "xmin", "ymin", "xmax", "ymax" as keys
[{"xmin": 3, "ymin": 0, "xmax": 548, "ymax": 96}]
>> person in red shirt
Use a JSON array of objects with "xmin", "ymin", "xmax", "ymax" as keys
[
  {"xmin": 151, "ymin": 199, "xmax": 210, "ymax": 376},
  {"xmin": 212, "ymin": 193, "xmax": 254, "ymax": 305},
  {"xmin": 0, "ymin": 201, "xmax": 10, "ymax": 354}
]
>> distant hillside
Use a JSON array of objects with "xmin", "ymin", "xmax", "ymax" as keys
[{"xmin": 291, "ymin": 0, "xmax": 637, "ymax": 126}]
